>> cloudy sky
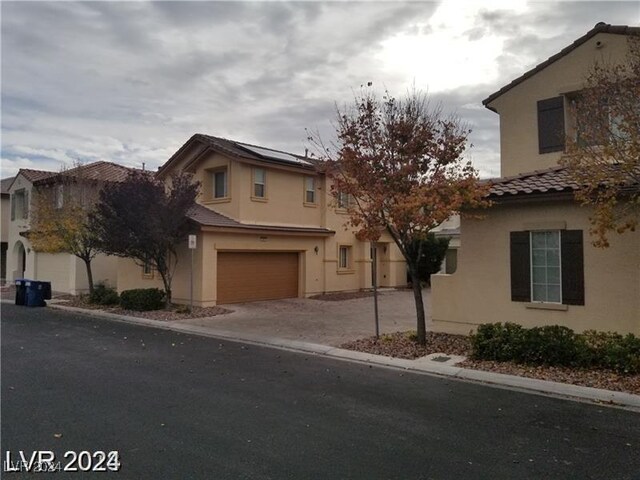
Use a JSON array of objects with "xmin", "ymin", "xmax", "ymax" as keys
[{"xmin": 1, "ymin": 1, "xmax": 638, "ymax": 179}]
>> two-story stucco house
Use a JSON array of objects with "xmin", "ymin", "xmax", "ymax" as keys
[
  {"xmin": 116, "ymin": 134, "xmax": 408, "ymax": 305},
  {"xmin": 432, "ymin": 23, "xmax": 640, "ymax": 335},
  {"xmin": 1, "ymin": 176, "xmax": 15, "ymax": 283},
  {"xmin": 6, "ymin": 161, "xmax": 138, "ymax": 294}
]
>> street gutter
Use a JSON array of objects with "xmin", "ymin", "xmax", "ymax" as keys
[{"xmin": 5, "ymin": 300, "xmax": 640, "ymax": 411}]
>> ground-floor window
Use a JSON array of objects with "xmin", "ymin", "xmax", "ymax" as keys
[{"xmin": 510, "ymin": 229, "xmax": 584, "ymax": 305}]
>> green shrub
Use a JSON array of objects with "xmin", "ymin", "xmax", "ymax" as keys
[
  {"xmin": 89, "ymin": 283, "xmax": 119, "ymax": 306},
  {"xmin": 120, "ymin": 288, "xmax": 165, "ymax": 311},
  {"xmin": 581, "ymin": 330, "xmax": 640, "ymax": 374},
  {"xmin": 470, "ymin": 323, "xmax": 640, "ymax": 374},
  {"xmin": 470, "ymin": 322, "xmax": 525, "ymax": 361},
  {"xmin": 517, "ymin": 325, "xmax": 579, "ymax": 366}
]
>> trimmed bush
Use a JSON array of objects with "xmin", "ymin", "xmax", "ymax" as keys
[
  {"xmin": 89, "ymin": 283, "xmax": 119, "ymax": 306},
  {"xmin": 469, "ymin": 322, "xmax": 525, "ymax": 362},
  {"xmin": 120, "ymin": 288, "xmax": 165, "ymax": 311},
  {"xmin": 517, "ymin": 325, "xmax": 580, "ymax": 366},
  {"xmin": 470, "ymin": 323, "xmax": 640, "ymax": 374}
]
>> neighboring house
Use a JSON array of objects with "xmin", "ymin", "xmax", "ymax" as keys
[
  {"xmin": 1, "ymin": 176, "xmax": 15, "ymax": 284},
  {"xmin": 432, "ymin": 23, "xmax": 640, "ymax": 335},
  {"xmin": 117, "ymin": 134, "xmax": 408, "ymax": 305},
  {"xmin": 433, "ymin": 215, "xmax": 460, "ymax": 275},
  {"xmin": 6, "ymin": 161, "xmax": 138, "ymax": 294}
]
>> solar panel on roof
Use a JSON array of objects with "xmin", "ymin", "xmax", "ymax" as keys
[{"xmin": 237, "ymin": 143, "xmax": 312, "ymax": 166}]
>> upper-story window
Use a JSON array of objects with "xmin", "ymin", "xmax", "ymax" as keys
[
  {"xmin": 537, "ymin": 96, "xmax": 565, "ymax": 154},
  {"xmin": 337, "ymin": 191, "xmax": 350, "ymax": 209},
  {"xmin": 213, "ymin": 169, "xmax": 228, "ymax": 199},
  {"xmin": 10, "ymin": 189, "xmax": 29, "ymax": 221},
  {"xmin": 55, "ymin": 185, "xmax": 64, "ymax": 209},
  {"xmin": 253, "ymin": 168, "xmax": 266, "ymax": 198},
  {"xmin": 569, "ymin": 92, "xmax": 632, "ymax": 147},
  {"xmin": 304, "ymin": 176, "xmax": 316, "ymax": 204}
]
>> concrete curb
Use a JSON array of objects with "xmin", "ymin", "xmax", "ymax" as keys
[{"xmin": 8, "ymin": 301, "xmax": 640, "ymax": 410}]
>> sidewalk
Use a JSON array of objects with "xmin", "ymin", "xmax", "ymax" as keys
[{"xmin": 7, "ymin": 300, "xmax": 640, "ymax": 411}]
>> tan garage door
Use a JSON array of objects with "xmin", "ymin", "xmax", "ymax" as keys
[{"xmin": 217, "ymin": 252, "xmax": 299, "ymax": 304}]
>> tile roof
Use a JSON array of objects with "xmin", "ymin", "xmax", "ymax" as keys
[
  {"xmin": 187, "ymin": 203, "xmax": 334, "ymax": 235},
  {"xmin": 487, "ymin": 166, "xmax": 580, "ymax": 199},
  {"xmin": 32, "ymin": 161, "xmax": 143, "ymax": 185},
  {"xmin": 187, "ymin": 203, "xmax": 242, "ymax": 228},
  {"xmin": 158, "ymin": 133, "xmax": 319, "ymax": 178},
  {"xmin": 487, "ymin": 164, "xmax": 640, "ymax": 200},
  {"xmin": 17, "ymin": 169, "xmax": 57, "ymax": 183},
  {"xmin": 1, "ymin": 176, "xmax": 16, "ymax": 195},
  {"xmin": 483, "ymin": 23, "xmax": 640, "ymax": 108}
]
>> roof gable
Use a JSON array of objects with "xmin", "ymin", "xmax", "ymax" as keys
[
  {"xmin": 7, "ymin": 169, "xmax": 56, "ymax": 191},
  {"xmin": 157, "ymin": 134, "xmax": 318, "ymax": 179},
  {"xmin": 483, "ymin": 23, "xmax": 640, "ymax": 109}
]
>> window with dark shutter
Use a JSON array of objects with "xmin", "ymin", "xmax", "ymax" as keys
[
  {"xmin": 537, "ymin": 96, "xmax": 565, "ymax": 154},
  {"xmin": 560, "ymin": 230, "xmax": 585, "ymax": 305},
  {"xmin": 10, "ymin": 194, "xmax": 15, "ymax": 221},
  {"xmin": 510, "ymin": 231, "xmax": 531, "ymax": 302},
  {"xmin": 510, "ymin": 229, "xmax": 585, "ymax": 306}
]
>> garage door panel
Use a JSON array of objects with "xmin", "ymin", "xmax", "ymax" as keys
[{"xmin": 217, "ymin": 252, "xmax": 298, "ymax": 304}]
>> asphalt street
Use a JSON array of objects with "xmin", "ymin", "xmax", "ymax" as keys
[{"xmin": 2, "ymin": 304, "xmax": 639, "ymax": 479}]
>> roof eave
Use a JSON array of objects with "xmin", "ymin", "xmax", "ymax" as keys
[{"xmin": 482, "ymin": 23, "xmax": 640, "ymax": 107}]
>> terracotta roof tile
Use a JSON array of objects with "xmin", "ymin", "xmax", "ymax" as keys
[
  {"xmin": 18, "ymin": 169, "xmax": 57, "ymax": 183},
  {"xmin": 32, "ymin": 161, "xmax": 143, "ymax": 185},
  {"xmin": 187, "ymin": 203, "xmax": 334, "ymax": 235},
  {"xmin": 487, "ymin": 164, "xmax": 640, "ymax": 200},
  {"xmin": 488, "ymin": 167, "xmax": 580, "ymax": 198},
  {"xmin": 187, "ymin": 203, "xmax": 242, "ymax": 228}
]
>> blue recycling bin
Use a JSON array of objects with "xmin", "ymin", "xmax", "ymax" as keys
[
  {"xmin": 25, "ymin": 281, "xmax": 46, "ymax": 307},
  {"xmin": 14, "ymin": 279, "xmax": 29, "ymax": 306}
]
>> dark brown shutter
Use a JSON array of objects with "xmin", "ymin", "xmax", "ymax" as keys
[
  {"xmin": 537, "ymin": 96, "xmax": 565, "ymax": 153},
  {"xmin": 510, "ymin": 231, "xmax": 531, "ymax": 302},
  {"xmin": 11, "ymin": 194, "xmax": 15, "ymax": 220},
  {"xmin": 561, "ymin": 230, "xmax": 584, "ymax": 305}
]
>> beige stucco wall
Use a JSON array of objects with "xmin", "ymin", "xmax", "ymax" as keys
[
  {"xmin": 117, "ymin": 226, "xmax": 408, "ymax": 307},
  {"xmin": 7, "ymin": 173, "xmax": 36, "ymax": 281},
  {"xmin": 431, "ymin": 200, "xmax": 640, "ymax": 335},
  {"xmin": 1, "ymin": 195, "xmax": 9, "ymax": 243},
  {"xmin": 130, "ymin": 142, "xmax": 408, "ymax": 304},
  {"xmin": 488, "ymin": 33, "xmax": 631, "ymax": 176},
  {"xmin": 186, "ymin": 150, "xmax": 324, "ymax": 228},
  {"xmin": 34, "ymin": 253, "xmax": 74, "ymax": 293}
]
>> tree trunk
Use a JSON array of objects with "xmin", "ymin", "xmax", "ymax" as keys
[
  {"xmin": 409, "ymin": 267, "xmax": 427, "ymax": 346},
  {"xmin": 83, "ymin": 258, "xmax": 94, "ymax": 295},
  {"xmin": 158, "ymin": 269, "xmax": 172, "ymax": 308}
]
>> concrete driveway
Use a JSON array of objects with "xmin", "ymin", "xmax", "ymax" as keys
[{"xmin": 178, "ymin": 288, "xmax": 432, "ymax": 346}]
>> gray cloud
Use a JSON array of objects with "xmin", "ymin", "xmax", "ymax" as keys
[{"xmin": 1, "ymin": 1, "xmax": 636, "ymax": 181}]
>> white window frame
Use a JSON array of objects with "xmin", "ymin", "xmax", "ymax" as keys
[
  {"xmin": 213, "ymin": 169, "xmax": 228, "ymax": 199},
  {"xmin": 337, "ymin": 191, "xmax": 349, "ymax": 209},
  {"xmin": 253, "ymin": 168, "xmax": 266, "ymax": 198},
  {"xmin": 304, "ymin": 176, "xmax": 316, "ymax": 204},
  {"xmin": 339, "ymin": 246, "xmax": 350, "ymax": 269},
  {"xmin": 530, "ymin": 230, "xmax": 562, "ymax": 304}
]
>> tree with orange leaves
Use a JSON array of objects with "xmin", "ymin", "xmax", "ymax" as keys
[
  {"xmin": 311, "ymin": 89, "xmax": 489, "ymax": 345},
  {"xmin": 561, "ymin": 37, "xmax": 640, "ymax": 248}
]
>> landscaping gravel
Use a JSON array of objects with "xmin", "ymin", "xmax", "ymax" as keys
[
  {"xmin": 54, "ymin": 295, "xmax": 232, "ymax": 321},
  {"xmin": 341, "ymin": 330, "xmax": 640, "ymax": 395}
]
